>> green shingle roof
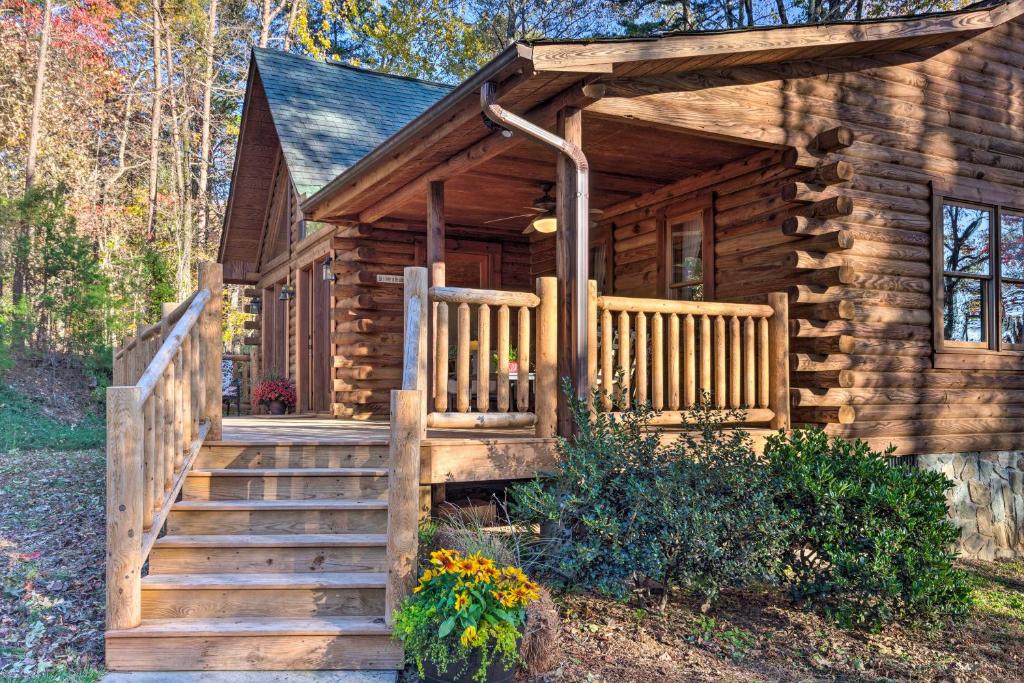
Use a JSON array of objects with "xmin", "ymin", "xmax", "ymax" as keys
[{"xmin": 253, "ymin": 48, "xmax": 453, "ymax": 199}]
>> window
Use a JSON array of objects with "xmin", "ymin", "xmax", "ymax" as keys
[
  {"xmin": 665, "ymin": 212, "xmax": 707, "ymax": 301},
  {"xmin": 934, "ymin": 193, "xmax": 1024, "ymax": 353}
]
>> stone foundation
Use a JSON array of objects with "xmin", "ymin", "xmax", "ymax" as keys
[{"xmin": 917, "ymin": 452, "xmax": 1024, "ymax": 561}]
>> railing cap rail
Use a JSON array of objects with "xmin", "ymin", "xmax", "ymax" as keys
[
  {"xmin": 115, "ymin": 290, "xmax": 201, "ymax": 358},
  {"xmin": 596, "ymin": 295, "xmax": 774, "ymax": 318},
  {"xmin": 136, "ymin": 288, "xmax": 211, "ymax": 402},
  {"xmin": 429, "ymin": 285, "xmax": 540, "ymax": 308}
]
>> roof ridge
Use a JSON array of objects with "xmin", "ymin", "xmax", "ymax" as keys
[{"xmin": 252, "ymin": 46, "xmax": 453, "ymax": 90}]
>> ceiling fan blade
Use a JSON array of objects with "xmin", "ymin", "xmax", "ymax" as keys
[{"xmin": 484, "ymin": 212, "xmax": 541, "ymax": 225}]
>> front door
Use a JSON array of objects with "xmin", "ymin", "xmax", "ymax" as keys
[{"xmin": 297, "ymin": 261, "xmax": 332, "ymax": 413}]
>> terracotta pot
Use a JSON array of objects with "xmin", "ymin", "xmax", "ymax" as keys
[
  {"xmin": 267, "ymin": 399, "xmax": 287, "ymax": 415},
  {"xmin": 421, "ymin": 648, "xmax": 516, "ymax": 683}
]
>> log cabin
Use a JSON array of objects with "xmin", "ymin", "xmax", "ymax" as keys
[{"xmin": 106, "ymin": 0, "xmax": 1024, "ymax": 673}]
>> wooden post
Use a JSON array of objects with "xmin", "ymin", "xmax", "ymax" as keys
[
  {"xmin": 427, "ymin": 181, "xmax": 444, "ymax": 414},
  {"xmin": 403, "ymin": 267, "xmax": 429, "ymax": 435},
  {"xmin": 555, "ymin": 106, "xmax": 584, "ymax": 436},
  {"xmin": 106, "ymin": 386, "xmax": 143, "ymax": 631},
  {"xmin": 198, "ymin": 262, "xmax": 223, "ymax": 439},
  {"xmin": 385, "ymin": 389, "xmax": 422, "ymax": 625},
  {"xmin": 767, "ymin": 292, "xmax": 791, "ymax": 430},
  {"xmin": 587, "ymin": 280, "xmax": 597, "ymax": 396},
  {"xmin": 535, "ymin": 276, "xmax": 558, "ymax": 437}
]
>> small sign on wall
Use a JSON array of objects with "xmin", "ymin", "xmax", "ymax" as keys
[{"xmin": 376, "ymin": 274, "xmax": 403, "ymax": 284}]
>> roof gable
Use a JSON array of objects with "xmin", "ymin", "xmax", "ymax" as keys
[{"xmin": 253, "ymin": 48, "xmax": 453, "ymax": 198}]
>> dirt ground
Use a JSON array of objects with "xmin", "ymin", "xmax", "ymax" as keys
[{"xmin": 545, "ymin": 561, "xmax": 1024, "ymax": 683}]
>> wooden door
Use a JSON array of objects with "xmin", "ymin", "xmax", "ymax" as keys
[
  {"xmin": 444, "ymin": 241, "xmax": 500, "ymax": 288},
  {"xmin": 310, "ymin": 258, "xmax": 332, "ymax": 413}
]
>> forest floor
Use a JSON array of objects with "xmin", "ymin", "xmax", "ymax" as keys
[{"xmin": 550, "ymin": 560, "xmax": 1024, "ymax": 683}]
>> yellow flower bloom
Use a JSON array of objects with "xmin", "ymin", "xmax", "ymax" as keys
[
  {"xmin": 460, "ymin": 625, "xmax": 477, "ymax": 647},
  {"xmin": 430, "ymin": 549, "xmax": 460, "ymax": 572},
  {"xmin": 454, "ymin": 592, "xmax": 470, "ymax": 611}
]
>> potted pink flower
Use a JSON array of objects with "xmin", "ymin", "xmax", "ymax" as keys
[{"xmin": 252, "ymin": 376, "xmax": 296, "ymax": 415}]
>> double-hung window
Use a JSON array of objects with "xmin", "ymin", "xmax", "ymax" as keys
[{"xmin": 934, "ymin": 191, "xmax": 1024, "ymax": 354}]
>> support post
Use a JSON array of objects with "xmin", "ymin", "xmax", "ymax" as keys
[
  {"xmin": 535, "ymin": 276, "xmax": 558, "ymax": 437},
  {"xmin": 198, "ymin": 262, "xmax": 223, "ymax": 439},
  {"xmin": 385, "ymin": 389, "xmax": 423, "ymax": 625},
  {"xmin": 555, "ymin": 106, "xmax": 587, "ymax": 435},
  {"xmin": 403, "ymin": 267, "xmax": 429, "ymax": 436},
  {"xmin": 106, "ymin": 385, "xmax": 144, "ymax": 631},
  {"xmin": 767, "ymin": 292, "xmax": 791, "ymax": 430},
  {"xmin": 427, "ymin": 181, "xmax": 445, "ymax": 419}
]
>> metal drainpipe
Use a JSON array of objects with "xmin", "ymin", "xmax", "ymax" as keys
[{"xmin": 480, "ymin": 81, "xmax": 590, "ymax": 401}]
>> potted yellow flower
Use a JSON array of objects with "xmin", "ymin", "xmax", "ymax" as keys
[{"xmin": 392, "ymin": 549, "xmax": 541, "ymax": 682}]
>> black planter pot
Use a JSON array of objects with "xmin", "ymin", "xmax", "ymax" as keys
[
  {"xmin": 267, "ymin": 399, "xmax": 287, "ymax": 415},
  {"xmin": 420, "ymin": 649, "xmax": 516, "ymax": 683}
]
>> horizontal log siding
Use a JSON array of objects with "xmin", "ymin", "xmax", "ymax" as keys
[{"xmin": 654, "ymin": 19, "xmax": 1024, "ymax": 455}]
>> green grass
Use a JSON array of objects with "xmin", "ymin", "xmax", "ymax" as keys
[
  {"xmin": 0, "ymin": 667, "xmax": 104, "ymax": 683},
  {"xmin": 968, "ymin": 560, "xmax": 1024, "ymax": 626},
  {"xmin": 0, "ymin": 383, "xmax": 104, "ymax": 451}
]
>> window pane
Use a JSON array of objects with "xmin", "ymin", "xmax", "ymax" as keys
[
  {"xmin": 943, "ymin": 203, "xmax": 991, "ymax": 275},
  {"xmin": 943, "ymin": 276, "xmax": 987, "ymax": 343},
  {"xmin": 1001, "ymin": 212, "xmax": 1024, "ymax": 280},
  {"xmin": 1003, "ymin": 282, "xmax": 1024, "ymax": 346},
  {"xmin": 670, "ymin": 216, "xmax": 702, "ymax": 286},
  {"xmin": 670, "ymin": 284, "xmax": 704, "ymax": 302}
]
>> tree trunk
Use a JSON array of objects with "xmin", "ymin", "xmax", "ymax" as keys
[
  {"xmin": 14, "ymin": 0, "xmax": 53, "ymax": 314},
  {"xmin": 775, "ymin": 0, "xmax": 789, "ymax": 24},
  {"xmin": 283, "ymin": 0, "xmax": 298, "ymax": 50},
  {"xmin": 163, "ymin": 28, "xmax": 193, "ymax": 300},
  {"xmin": 197, "ymin": 0, "xmax": 218, "ymax": 247},
  {"xmin": 146, "ymin": 3, "xmax": 164, "ymax": 242}
]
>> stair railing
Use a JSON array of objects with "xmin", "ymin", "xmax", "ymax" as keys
[{"xmin": 106, "ymin": 262, "xmax": 223, "ymax": 631}]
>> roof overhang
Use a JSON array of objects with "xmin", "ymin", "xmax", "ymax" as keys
[{"xmin": 300, "ymin": 0, "xmax": 1024, "ymax": 223}]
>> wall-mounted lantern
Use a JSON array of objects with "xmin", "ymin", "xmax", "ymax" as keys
[
  {"xmin": 279, "ymin": 284, "xmax": 295, "ymax": 301},
  {"xmin": 248, "ymin": 296, "xmax": 262, "ymax": 315},
  {"xmin": 322, "ymin": 256, "xmax": 336, "ymax": 282}
]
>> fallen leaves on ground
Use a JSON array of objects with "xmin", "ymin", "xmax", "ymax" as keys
[
  {"xmin": 541, "ymin": 562, "xmax": 1024, "ymax": 682},
  {"xmin": 0, "ymin": 449, "xmax": 105, "ymax": 680}
]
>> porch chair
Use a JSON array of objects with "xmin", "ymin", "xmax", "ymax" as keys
[{"xmin": 221, "ymin": 359, "xmax": 242, "ymax": 415}]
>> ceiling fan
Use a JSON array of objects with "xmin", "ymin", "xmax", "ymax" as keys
[{"xmin": 485, "ymin": 183, "xmax": 603, "ymax": 235}]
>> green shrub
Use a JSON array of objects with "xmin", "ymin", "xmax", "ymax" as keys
[
  {"xmin": 513, "ymin": 388, "xmax": 789, "ymax": 608},
  {"xmin": 765, "ymin": 428, "xmax": 973, "ymax": 631}
]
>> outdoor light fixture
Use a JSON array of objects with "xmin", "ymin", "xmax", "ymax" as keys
[
  {"xmin": 249, "ymin": 296, "xmax": 262, "ymax": 315},
  {"xmin": 529, "ymin": 213, "xmax": 558, "ymax": 234},
  {"xmin": 481, "ymin": 112, "xmax": 513, "ymax": 138},
  {"xmin": 278, "ymin": 284, "xmax": 295, "ymax": 301},
  {"xmin": 322, "ymin": 256, "xmax": 336, "ymax": 282}
]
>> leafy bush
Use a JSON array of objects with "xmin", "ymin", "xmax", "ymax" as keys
[
  {"xmin": 0, "ymin": 382, "xmax": 105, "ymax": 452},
  {"xmin": 513, "ymin": 388, "xmax": 789, "ymax": 609},
  {"xmin": 765, "ymin": 429, "xmax": 972, "ymax": 630}
]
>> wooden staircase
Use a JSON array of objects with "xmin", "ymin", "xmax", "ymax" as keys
[{"xmin": 105, "ymin": 440, "xmax": 404, "ymax": 671}]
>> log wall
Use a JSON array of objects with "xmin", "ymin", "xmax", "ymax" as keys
[{"xmin": 598, "ymin": 18, "xmax": 1024, "ymax": 455}]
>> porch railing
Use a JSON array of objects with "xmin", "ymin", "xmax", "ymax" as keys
[
  {"xmin": 106, "ymin": 262, "xmax": 222, "ymax": 631},
  {"xmin": 399, "ymin": 266, "xmax": 559, "ymax": 436},
  {"xmin": 591, "ymin": 292, "xmax": 790, "ymax": 429}
]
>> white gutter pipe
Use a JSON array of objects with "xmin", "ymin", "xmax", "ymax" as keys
[{"xmin": 480, "ymin": 81, "xmax": 590, "ymax": 403}]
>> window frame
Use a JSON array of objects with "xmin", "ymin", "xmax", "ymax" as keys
[
  {"xmin": 931, "ymin": 181, "xmax": 1024, "ymax": 359},
  {"xmin": 659, "ymin": 195, "xmax": 715, "ymax": 301}
]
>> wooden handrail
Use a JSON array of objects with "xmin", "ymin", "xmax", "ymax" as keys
[
  {"xmin": 403, "ymin": 267, "xmax": 557, "ymax": 436},
  {"xmin": 592, "ymin": 288, "xmax": 790, "ymax": 429},
  {"xmin": 106, "ymin": 261, "xmax": 222, "ymax": 632},
  {"xmin": 114, "ymin": 290, "xmax": 200, "ymax": 360},
  {"xmin": 137, "ymin": 289, "xmax": 211, "ymax": 402}
]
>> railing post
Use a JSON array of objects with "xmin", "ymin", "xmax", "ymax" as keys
[
  {"xmin": 767, "ymin": 292, "xmax": 791, "ymax": 430},
  {"xmin": 198, "ymin": 262, "xmax": 223, "ymax": 440},
  {"xmin": 587, "ymin": 280, "xmax": 598, "ymax": 392},
  {"xmin": 535, "ymin": 276, "xmax": 558, "ymax": 437},
  {"xmin": 386, "ymin": 389, "xmax": 423, "ymax": 625},
  {"xmin": 106, "ymin": 385, "xmax": 144, "ymax": 631},
  {"xmin": 403, "ymin": 267, "xmax": 429, "ymax": 436}
]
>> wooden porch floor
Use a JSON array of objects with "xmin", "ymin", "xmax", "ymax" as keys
[{"xmin": 219, "ymin": 416, "xmax": 556, "ymax": 483}]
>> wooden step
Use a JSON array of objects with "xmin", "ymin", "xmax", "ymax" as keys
[
  {"xmin": 105, "ymin": 617, "xmax": 401, "ymax": 671},
  {"xmin": 196, "ymin": 443, "xmax": 389, "ymax": 469},
  {"xmin": 167, "ymin": 499, "xmax": 388, "ymax": 535},
  {"xmin": 182, "ymin": 467, "xmax": 389, "ymax": 501},
  {"xmin": 149, "ymin": 534, "xmax": 387, "ymax": 574},
  {"xmin": 141, "ymin": 572, "xmax": 387, "ymax": 619}
]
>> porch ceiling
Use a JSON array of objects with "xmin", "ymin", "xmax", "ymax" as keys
[{"xmin": 383, "ymin": 113, "xmax": 762, "ymax": 228}]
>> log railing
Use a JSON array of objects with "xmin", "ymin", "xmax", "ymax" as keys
[
  {"xmin": 106, "ymin": 262, "xmax": 222, "ymax": 631},
  {"xmin": 591, "ymin": 290, "xmax": 790, "ymax": 429},
  {"xmin": 400, "ymin": 266, "xmax": 558, "ymax": 436}
]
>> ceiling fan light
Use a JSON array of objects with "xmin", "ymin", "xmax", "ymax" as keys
[{"xmin": 531, "ymin": 215, "xmax": 558, "ymax": 234}]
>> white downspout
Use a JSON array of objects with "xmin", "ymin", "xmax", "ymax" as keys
[{"xmin": 480, "ymin": 81, "xmax": 590, "ymax": 403}]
